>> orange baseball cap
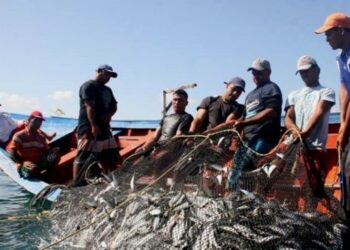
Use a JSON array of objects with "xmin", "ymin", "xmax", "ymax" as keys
[{"xmin": 315, "ymin": 12, "xmax": 350, "ymax": 34}]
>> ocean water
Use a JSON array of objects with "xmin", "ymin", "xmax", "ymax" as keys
[
  {"xmin": 0, "ymin": 112, "xmax": 340, "ymax": 249},
  {"xmin": 0, "ymin": 114, "xmax": 77, "ymax": 250},
  {"xmin": 0, "ymin": 114, "xmax": 158, "ymax": 250}
]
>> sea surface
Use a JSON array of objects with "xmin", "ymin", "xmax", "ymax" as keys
[{"xmin": 0, "ymin": 112, "xmax": 340, "ymax": 249}]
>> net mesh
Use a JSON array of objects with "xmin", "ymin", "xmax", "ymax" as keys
[{"xmin": 46, "ymin": 128, "xmax": 347, "ymax": 249}]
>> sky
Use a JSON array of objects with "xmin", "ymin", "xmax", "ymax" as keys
[{"xmin": 0, "ymin": 0, "xmax": 348, "ymax": 120}]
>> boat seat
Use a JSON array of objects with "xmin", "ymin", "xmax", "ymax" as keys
[{"xmin": 327, "ymin": 133, "xmax": 337, "ymax": 150}]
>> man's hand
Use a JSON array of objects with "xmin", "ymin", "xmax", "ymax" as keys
[
  {"xmin": 23, "ymin": 161, "xmax": 37, "ymax": 170},
  {"xmin": 233, "ymin": 120, "xmax": 245, "ymax": 130},
  {"xmin": 300, "ymin": 129, "xmax": 311, "ymax": 139},
  {"xmin": 337, "ymin": 126, "xmax": 348, "ymax": 151},
  {"xmin": 47, "ymin": 132, "xmax": 57, "ymax": 141}
]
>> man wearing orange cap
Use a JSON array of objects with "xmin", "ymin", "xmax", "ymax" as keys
[
  {"xmin": 6, "ymin": 111, "xmax": 60, "ymax": 179},
  {"xmin": 316, "ymin": 12, "xmax": 350, "ymax": 226}
]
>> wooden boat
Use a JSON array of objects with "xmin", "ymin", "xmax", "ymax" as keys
[
  {"xmin": 0, "ymin": 125, "xmax": 156, "ymax": 202},
  {"xmin": 0, "ymin": 119, "xmax": 342, "ymax": 208}
]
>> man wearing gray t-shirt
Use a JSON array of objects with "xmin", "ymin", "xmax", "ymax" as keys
[{"xmin": 137, "ymin": 89, "xmax": 193, "ymax": 153}]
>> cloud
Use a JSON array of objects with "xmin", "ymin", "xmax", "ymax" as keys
[
  {"xmin": 48, "ymin": 90, "xmax": 73, "ymax": 101},
  {"xmin": 0, "ymin": 92, "xmax": 40, "ymax": 113}
]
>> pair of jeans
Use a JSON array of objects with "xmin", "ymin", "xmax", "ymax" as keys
[{"xmin": 229, "ymin": 137, "xmax": 274, "ymax": 190}]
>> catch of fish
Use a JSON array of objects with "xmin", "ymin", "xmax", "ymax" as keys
[{"xmin": 48, "ymin": 175, "xmax": 346, "ymax": 250}]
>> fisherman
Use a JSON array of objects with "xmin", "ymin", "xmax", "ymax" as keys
[
  {"xmin": 73, "ymin": 64, "xmax": 120, "ymax": 186},
  {"xmin": 229, "ymin": 59, "xmax": 282, "ymax": 189},
  {"xmin": 285, "ymin": 55, "xmax": 335, "ymax": 198},
  {"xmin": 136, "ymin": 89, "xmax": 193, "ymax": 153},
  {"xmin": 315, "ymin": 12, "xmax": 350, "ymax": 225},
  {"xmin": 189, "ymin": 77, "xmax": 245, "ymax": 133},
  {"xmin": 6, "ymin": 111, "xmax": 60, "ymax": 178},
  {"xmin": 0, "ymin": 105, "xmax": 56, "ymax": 148}
]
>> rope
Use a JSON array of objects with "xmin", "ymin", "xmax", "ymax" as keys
[
  {"xmin": 0, "ymin": 210, "xmax": 50, "ymax": 223},
  {"xmin": 177, "ymin": 127, "xmax": 303, "ymax": 157},
  {"xmin": 29, "ymin": 184, "xmax": 67, "ymax": 210}
]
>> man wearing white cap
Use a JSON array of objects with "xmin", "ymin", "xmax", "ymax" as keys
[
  {"xmin": 229, "ymin": 58, "xmax": 282, "ymax": 189},
  {"xmin": 285, "ymin": 55, "xmax": 335, "ymax": 198}
]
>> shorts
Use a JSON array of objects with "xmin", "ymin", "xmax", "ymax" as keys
[
  {"xmin": 74, "ymin": 136, "xmax": 120, "ymax": 167},
  {"xmin": 300, "ymin": 149, "xmax": 328, "ymax": 198}
]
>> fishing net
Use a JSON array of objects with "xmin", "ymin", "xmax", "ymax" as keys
[{"xmin": 44, "ymin": 128, "xmax": 348, "ymax": 250}]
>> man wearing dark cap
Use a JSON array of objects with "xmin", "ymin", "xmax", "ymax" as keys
[
  {"xmin": 229, "ymin": 59, "xmax": 282, "ymax": 189},
  {"xmin": 189, "ymin": 77, "xmax": 245, "ymax": 133},
  {"xmin": 315, "ymin": 12, "xmax": 350, "ymax": 227},
  {"xmin": 73, "ymin": 64, "xmax": 120, "ymax": 185},
  {"xmin": 6, "ymin": 111, "xmax": 60, "ymax": 178}
]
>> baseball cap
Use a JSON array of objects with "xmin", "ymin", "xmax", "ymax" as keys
[
  {"xmin": 315, "ymin": 12, "xmax": 350, "ymax": 34},
  {"xmin": 29, "ymin": 111, "xmax": 45, "ymax": 121},
  {"xmin": 97, "ymin": 64, "xmax": 118, "ymax": 78},
  {"xmin": 247, "ymin": 58, "xmax": 271, "ymax": 71},
  {"xmin": 296, "ymin": 55, "xmax": 318, "ymax": 74},
  {"xmin": 224, "ymin": 77, "xmax": 245, "ymax": 92}
]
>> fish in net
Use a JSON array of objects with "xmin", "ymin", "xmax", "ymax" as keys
[{"xmin": 43, "ymin": 128, "xmax": 348, "ymax": 249}]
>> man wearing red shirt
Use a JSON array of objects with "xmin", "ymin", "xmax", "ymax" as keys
[{"xmin": 7, "ymin": 111, "xmax": 59, "ymax": 178}]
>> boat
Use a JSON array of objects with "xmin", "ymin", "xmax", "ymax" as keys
[
  {"xmin": 0, "ymin": 125, "xmax": 157, "ymax": 202},
  {"xmin": 0, "ymin": 119, "xmax": 342, "ymax": 208}
]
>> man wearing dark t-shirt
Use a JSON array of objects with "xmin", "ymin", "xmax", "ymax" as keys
[
  {"xmin": 229, "ymin": 59, "xmax": 282, "ymax": 189},
  {"xmin": 73, "ymin": 64, "xmax": 120, "ymax": 186},
  {"xmin": 137, "ymin": 89, "xmax": 193, "ymax": 153},
  {"xmin": 189, "ymin": 77, "xmax": 245, "ymax": 133}
]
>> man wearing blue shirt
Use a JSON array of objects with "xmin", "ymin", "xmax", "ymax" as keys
[
  {"xmin": 316, "ymin": 12, "xmax": 350, "ymax": 225},
  {"xmin": 229, "ymin": 58, "xmax": 282, "ymax": 189}
]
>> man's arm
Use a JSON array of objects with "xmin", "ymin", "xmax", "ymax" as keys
[
  {"xmin": 338, "ymin": 84, "xmax": 350, "ymax": 149},
  {"xmin": 284, "ymin": 106, "xmax": 300, "ymax": 132},
  {"xmin": 340, "ymin": 83, "xmax": 349, "ymax": 125},
  {"xmin": 235, "ymin": 108, "xmax": 278, "ymax": 129},
  {"xmin": 84, "ymin": 99, "xmax": 100, "ymax": 137},
  {"xmin": 301, "ymin": 100, "xmax": 333, "ymax": 138},
  {"xmin": 201, "ymin": 113, "xmax": 241, "ymax": 134},
  {"xmin": 189, "ymin": 109, "xmax": 208, "ymax": 133},
  {"xmin": 136, "ymin": 128, "xmax": 161, "ymax": 152},
  {"xmin": 102, "ymin": 102, "xmax": 117, "ymax": 123}
]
